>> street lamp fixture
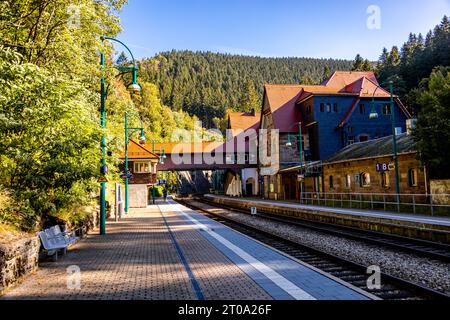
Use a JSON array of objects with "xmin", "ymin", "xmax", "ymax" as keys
[
  {"xmin": 100, "ymin": 36, "xmax": 141, "ymax": 234},
  {"xmin": 124, "ymin": 111, "xmax": 146, "ymax": 215},
  {"xmin": 139, "ymin": 130, "xmax": 146, "ymax": 145},
  {"xmin": 127, "ymin": 82, "xmax": 142, "ymax": 94},
  {"xmin": 369, "ymin": 104, "xmax": 379, "ymax": 120},
  {"xmin": 286, "ymin": 122, "xmax": 305, "ymax": 203},
  {"xmin": 369, "ymin": 86, "xmax": 381, "ymax": 120},
  {"xmin": 159, "ymin": 148, "xmax": 166, "ymax": 164},
  {"xmin": 286, "ymin": 122, "xmax": 304, "ymax": 166}
]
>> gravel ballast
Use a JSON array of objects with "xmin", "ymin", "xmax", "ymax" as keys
[{"xmin": 188, "ymin": 200, "xmax": 450, "ymax": 295}]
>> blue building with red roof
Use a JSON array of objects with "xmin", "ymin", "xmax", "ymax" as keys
[{"xmin": 260, "ymin": 71, "xmax": 412, "ymax": 200}]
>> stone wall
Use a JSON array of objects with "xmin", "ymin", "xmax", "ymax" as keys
[
  {"xmin": 0, "ymin": 206, "xmax": 99, "ymax": 295},
  {"xmin": 0, "ymin": 233, "xmax": 40, "ymax": 295},
  {"xmin": 430, "ymin": 180, "xmax": 450, "ymax": 205},
  {"xmin": 323, "ymin": 153, "xmax": 426, "ymax": 195}
]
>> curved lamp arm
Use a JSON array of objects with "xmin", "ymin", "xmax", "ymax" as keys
[
  {"xmin": 101, "ymin": 36, "xmax": 141, "ymax": 92},
  {"xmin": 101, "ymin": 36, "xmax": 137, "ymax": 66}
]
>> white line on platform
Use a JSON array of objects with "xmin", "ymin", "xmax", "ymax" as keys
[{"xmin": 162, "ymin": 202, "xmax": 317, "ymax": 301}]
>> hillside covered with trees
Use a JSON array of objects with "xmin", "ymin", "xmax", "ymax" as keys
[
  {"xmin": 375, "ymin": 16, "xmax": 450, "ymax": 114},
  {"xmin": 138, "ymin": 52, "xmax": 353, "ymax": 127},
  {"xmin": 374, "ymin": 16, "xmax": 450, "ymax": 178}
]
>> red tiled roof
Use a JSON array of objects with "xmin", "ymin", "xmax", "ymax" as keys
[
  {"xmin": 120, "ymin": 139, "xmax": 159, "ymax": 160},
  {"xmin": 322, "ymin": 71, "xmax": 379, "ymax": 88},
  {"xmin": 264, "ymin": 71, "xmax": 411, "ymax": 130},
  {"xmin": 264, "ymin": 85, "xmax": 304, "ymax": 132},
  {"xmin": 298, "ymin": 73, "xmax": 391, "ymax": 103},
  {"xmin": 228, "ymin": 111, "xmax": 261, "ymax": 135}
]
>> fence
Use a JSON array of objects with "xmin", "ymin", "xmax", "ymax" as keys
[{"xmin": 299, "ymin": 192, "xmax": 450, "ymax": 216}]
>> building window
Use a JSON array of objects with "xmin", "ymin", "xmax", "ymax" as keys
[
  {"xmin": 359, "ymin": 134, "xmax": 369, "ymax": 142},
  {"xmin": 226, "ymin": 154, "xmax": 236, "ymax": 164},
  {"xmin": 347, "ymin": 136, "xmax": 355, "ymax": 145},
  {"xmin": 360, "ymin": 104, "xmax": 365, "ymax": 114},
  {"xmin": 345, "ymin": 175, "xmax": 351, "ymax": 189},
  {"xmin": 383, "ymin": 104, "xmax": 392, "ymax": 115},
  {"xmin": 360, "ymin": 172, "xmax": 371, "ymax": 187},
  {"xmin": 333, "ymin": 103, "xmax": 338, "ymax": 112},
  {"xmin": 381, "ymin": 172, "xmax": 390, "ymax": 188},
  {"xmin": 134, "ymin": 162, "xmax": 151, "ymax": 173},
  {"xmin": 408, "ymin": 169, "xmax": 418, "ymax": 187},
  {"xmin": 329, "ymin": 176, "xmax": 334, "ymax": 190},
  {"xmin": 320, "ymin": 103, "xmax": 325, "ymax": 112},
  {"xmin": 306, "ymin": 105, "xmax": 312, "ymax": 114},
  {"xmin": 326, "ymin": 103, "xmax": 332, "ymax": 113},
  {"xmin": 348, "ymin": 126, "xmax": 354, "ymax": 133}
]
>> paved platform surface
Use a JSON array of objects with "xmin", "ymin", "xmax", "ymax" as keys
[
  {"xmin": 205, "ymin": 195, "xmax": 450, "ymax": 227},
  {"xmin": 1, "ymin": 200, "xmax": 372, "ymax": 300}
]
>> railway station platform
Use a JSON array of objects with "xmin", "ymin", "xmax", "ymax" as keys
[
  {"xmin": 204, "ymin": 195, "xmax": 450, "ymax": 243},
  {"xmin": 1, "ymin": 200, "xmax": 373, "ymax": 301}
]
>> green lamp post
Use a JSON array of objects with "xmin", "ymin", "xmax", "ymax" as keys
[
  {"xmin": 99, "ymin": 36, "xmax": 141, "ymax": 235},
  {"xmin": 286, "ymin": 122, "xmax": 304, "ymax": 202},
  {"xmin": 151, "ymin": 148, "xmax": 166, "ymax": 205},
  {"xmin": 369, "ymin": 81, "xmax": 401, "ymax": 207},
  {"xmin": 124, "ymin": 111, "xmax": 146, "ymax": 214}
]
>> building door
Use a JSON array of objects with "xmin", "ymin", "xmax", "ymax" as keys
[
  {"xmin": 246, "ymin": 183, "xmax": 253, "ymax": 196},
  {"xmin": 246, "ymin": 178, "xmax": 255, "ymax": 197}
]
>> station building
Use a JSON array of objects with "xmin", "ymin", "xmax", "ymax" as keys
[
  {"xmin": 322, "ymin": 133, "xmax": 427, "ymax": 195},
  {"xmin": 259, "ymin": 71, "xmax": 412, "ymax": 201},
  {"xmin": 226, "ymin": 110, "xmax": 261, "ymax": 197},
  {"xmin": 120, "ymin": 139, "xmax": 159, "ymax": 208}
]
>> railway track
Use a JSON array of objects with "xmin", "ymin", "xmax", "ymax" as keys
[
  {"xmin": 198, "ymin": 197, "xmax": 450, "ymax": 262},
  {"xmin": 178, "ymin": 198, "xmax": 450, "ymax": 301}
]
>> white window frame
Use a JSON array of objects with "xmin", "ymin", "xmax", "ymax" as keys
[
  {"xmin": 360, "ymin": 172, "xmax": 371, "ymax": 187},
  {"xmin": 134, "ymin": 162, "xmax": 151, "ymax": 174}
]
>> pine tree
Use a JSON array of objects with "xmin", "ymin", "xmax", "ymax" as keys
[
  {"xmin": 352, "ymin": 54, "xmax": 365, "ymax": 71},
  {"xmin": 322, "ymin": 65, "xmax": 331, "ymax": 82},
  {"xmin": 116, "ymin": 51, "xmax": 129, "ymax": 66},
  {"xmin": 413, "ymin": 67, "xmax": 450, "ymax": 179},
  {"xmin": 239, "ymin": 79, "xmax": 260, "ymax": 112},
  {"xmin": 138, "ymin": 51, "xmax": 353, "ymax": 124}
]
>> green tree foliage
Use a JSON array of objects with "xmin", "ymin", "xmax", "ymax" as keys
[
  {"xmin": 239, "ymin": 79, "xmax": 260, "ymax": 112},
  {"xmin": 134, "ymin": 82, "xmax": 198, "ymax": 141},
  {"xmin": 0, "ymin": 0, "xmax": 129, "ymax": 230},
  {"xmin": 351, "ymin": 54, "xmax": 373, "ymax": 71},
  {"xmin": 376, "ymin": 15, "xmax": 450, "ymax": 114},
  {"xmin": 412, "ymin": 68, "xmax": 450, "ymax": 179},
  {"xmin": 0, "ymin": 46, "xmax": 101, "ymax": 230},
  {"xmin": 321, "ymin": 65, "xmax": 331, "ymax": 83},
  {"xmin": 139, "ymin": 51, "xmax": 353, "ymax": 125}
]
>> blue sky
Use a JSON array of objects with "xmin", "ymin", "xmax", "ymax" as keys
[{"xmin": 118, "ymin": 0, "xmax": 450, "ymax": 60}]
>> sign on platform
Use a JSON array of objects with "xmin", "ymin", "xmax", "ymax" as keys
[
  {"xmin": 251, "ymin": 207, "xmax": 257, "ymax": 216},
  {"xmin": 376, "ymin": 163, "xmax": 391, "ymax": 172}
]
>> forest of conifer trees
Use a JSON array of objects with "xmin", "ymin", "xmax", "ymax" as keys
[{"xmin": 138, "ymin": 52, "xmax": 353, "ymax": 126}]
